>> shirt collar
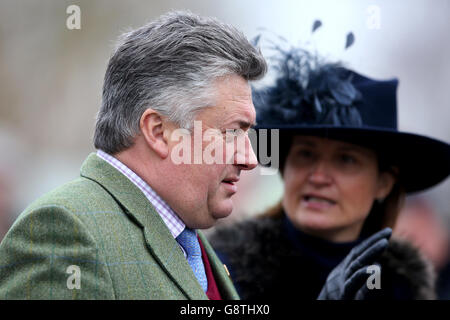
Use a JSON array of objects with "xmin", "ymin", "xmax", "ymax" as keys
[{"xmin": 96, "ymin": 150, "xmax": 185, "ymax": 238}]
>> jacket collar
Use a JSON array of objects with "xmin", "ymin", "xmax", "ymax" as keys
[{"xmin": 80, "ymin": 153, "xmax": 207, "ymax": 300}]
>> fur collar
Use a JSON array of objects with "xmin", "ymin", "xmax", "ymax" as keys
[{"xmin": 209, "ymin": 215, "xmax": 436, "ymax": 300}]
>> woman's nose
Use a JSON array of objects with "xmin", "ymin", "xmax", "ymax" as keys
[{"xmin": 308, "ymin": 161, "xmax": 333, "ymax": 186}]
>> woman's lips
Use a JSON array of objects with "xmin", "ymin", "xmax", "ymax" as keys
[{"xmin": 301, "ymin": 195, "xmax": 336, "ymax": 210}]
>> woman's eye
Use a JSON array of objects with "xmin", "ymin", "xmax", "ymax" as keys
[
  {"xmin": 297, "ymin": 149, "xmax": 313, "ymax": 158},
  {"xmin": 339, "ymin": 154, "xmax": 357, "ymax": 164}
]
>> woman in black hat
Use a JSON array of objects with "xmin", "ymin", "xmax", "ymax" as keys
[{"xmin": 209, "ymin": 46, "xmax": 450, "ymax": 299}]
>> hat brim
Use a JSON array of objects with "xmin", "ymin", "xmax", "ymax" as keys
[{"xmin": 255, "ymin": 125, "xmax": 450, "ymax": 194}]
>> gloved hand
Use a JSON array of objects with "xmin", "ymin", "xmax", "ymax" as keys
[{"xmin": 317, "ymin": 228, "xmax": 392, "ymax": 300}]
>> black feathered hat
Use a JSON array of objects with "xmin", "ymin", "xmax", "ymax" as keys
[{"xmin": 253, "ymin": 47, "xmax": 450, "ymax": 193}]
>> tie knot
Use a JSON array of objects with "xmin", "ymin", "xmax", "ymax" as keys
[{"xmin": 176, "ymin": 228, "xmax": 201, "ymax": 258}]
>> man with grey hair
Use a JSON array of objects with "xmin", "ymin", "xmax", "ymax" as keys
[{"xmin": 0, "ymin": 11, "xmax": 266, "ymax": 299}]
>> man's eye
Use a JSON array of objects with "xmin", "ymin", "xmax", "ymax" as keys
[{"xmin": 225, "ymin": 129, "xmax": 244, "ymax": 137}]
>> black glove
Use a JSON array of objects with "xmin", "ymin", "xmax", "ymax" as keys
[{"xmin": 317, "ymin": 228, "xmax": 392, "ymax": 300}]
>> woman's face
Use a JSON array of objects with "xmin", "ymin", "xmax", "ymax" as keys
[{"xmin": 282, "ymin": 135, "xmax": 395, "ymax": 242}]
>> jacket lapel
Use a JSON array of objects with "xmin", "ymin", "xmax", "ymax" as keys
[{"xmin": 80, "ymin": 153, "xmax": 207, "ymax": 300}]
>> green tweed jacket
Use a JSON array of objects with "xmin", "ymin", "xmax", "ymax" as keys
[{"xmin": 0, "ymin": 153, "xmax": 239, "ymax": 300}]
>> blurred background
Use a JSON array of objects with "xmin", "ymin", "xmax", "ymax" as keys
[{"xmin": 1, "ymin": 0, "xmax": 450, "ymax": 296}]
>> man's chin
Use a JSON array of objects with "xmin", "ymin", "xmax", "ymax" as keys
[
  {"xmin": 211, "ymin": 201, "xmax": 234, "ymax": 220},
  {"xmin": 195, "ymin": 214, "xmax": 229, "ymax": 230}
]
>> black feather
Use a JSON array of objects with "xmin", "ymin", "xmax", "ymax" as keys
[
  {"xmin": 253, "ymin": 43, "xmax": 363, "ymax": 127},
  {"xmin": 312, "ymin": 20, "xmax": 322, "ymax": 33},
  {"xmin": 345, "ymin": 32, "xmax": 355, "ymax": 49}
]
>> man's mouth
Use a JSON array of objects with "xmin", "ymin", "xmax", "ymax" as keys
[
  {"xmin": 221, "ymin": 177, "xmax": 239, "ymax": 193},
  {"xmin": 222, "ymin": 180, "xmax": 235, "ymax": 185},
  {"xmin": 222, "ymin": 175, "xmax": 239, "ymax": 184}
]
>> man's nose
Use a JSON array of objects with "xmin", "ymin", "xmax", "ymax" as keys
[{"xmin": 235, "ymin": 134, "xmax": 258, "ymax": 170}]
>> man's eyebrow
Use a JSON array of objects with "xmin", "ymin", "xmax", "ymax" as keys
[{"xmin": 224, "ymin": 120, "xmax": 254, "ymax": 129}]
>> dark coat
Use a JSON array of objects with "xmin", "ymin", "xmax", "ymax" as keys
[{"xmin": 209, "ymin": 213, "xmax": 436, "ymax": 300}]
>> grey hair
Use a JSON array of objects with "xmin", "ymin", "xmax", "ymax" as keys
[{"xmin": 94, "ymin": 10, "xmax": 267, "ymax": 154}]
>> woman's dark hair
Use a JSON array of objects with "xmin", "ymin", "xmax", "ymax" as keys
[{"xmin": 360, "ymin": 158, "xmax": 404, "ymax": 237}]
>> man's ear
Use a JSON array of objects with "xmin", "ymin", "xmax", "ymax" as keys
[
  {"xmin": 140, "ymin": 108, "xmax": 170, "ymax": 159},
  {"xmin": 375, "ymin": 168, "xmax": 398, "ymax": 201}
]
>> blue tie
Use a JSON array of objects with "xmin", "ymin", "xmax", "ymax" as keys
[{"xmin": 176, "ymin": 228, "xmax": 208, "ymax": 292}]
